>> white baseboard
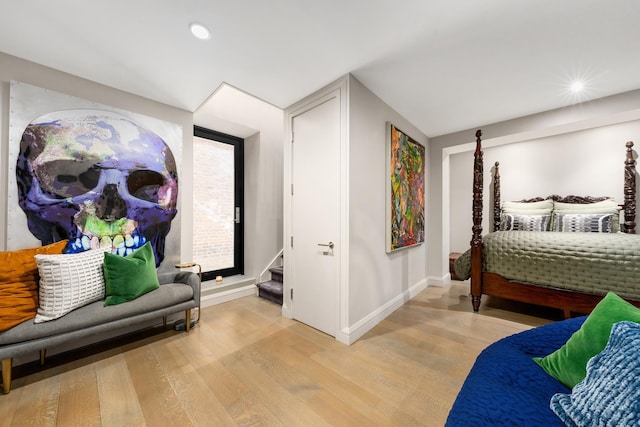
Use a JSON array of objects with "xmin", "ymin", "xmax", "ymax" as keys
[
  {"xmin": 427, "ymin": 273, "xmax": 450, "ymax": 287},
  {"xmin": 281, "ymin": 303, "xmax": 292, "ymax": 319},
  {"xmin": 336, "ymin": 278, "xmax": 428, "ymax": 345},
  {"xmin": 200, "ymin": 284, "xmax": 258, "ymax": 307}
]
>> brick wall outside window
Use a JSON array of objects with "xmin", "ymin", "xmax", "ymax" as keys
[{"xmin": 193, "ymin": 136, "xmax": 234, "ymax": 272}]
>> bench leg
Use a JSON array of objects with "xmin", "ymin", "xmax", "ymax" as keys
[
  {"xmin": 185, "ymin": 309, "xmax": 191, "ymax": 332},
  {"xmin": 2, "ymin": 358, "xmax": 11, "ymax": 394},
  {"xmin": 40, "ymin": 349, "xmax": 46, "ymax": 366}
]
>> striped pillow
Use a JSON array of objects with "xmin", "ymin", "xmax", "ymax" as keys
[
  {"xmin": 552, "ymin": 213, "xmax": 613, "ymax": 233},
  {"xmin": 500, "ymin": 214, "xmax": 551, "ymax": 231},
  {"xmin": 553, "ymin": 200, "xmax": 620, "ymax": 232}
]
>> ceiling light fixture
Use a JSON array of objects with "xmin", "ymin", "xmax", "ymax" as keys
[
  {"xmin": 570, "ymin": 80, "xmax": 585, "ymax": 93},
  {"xmin": 189, "ymin": 22, "xmax": 211, "ymax": 40}
]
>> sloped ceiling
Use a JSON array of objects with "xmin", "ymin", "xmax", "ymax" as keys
[{"xmin": 1, "ymin": 0, "xmax": 639, "ymax": 137}]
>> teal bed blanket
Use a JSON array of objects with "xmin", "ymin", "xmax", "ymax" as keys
[{"xmin": 453, "ymin": 231, "xmax": 640, "ymax": 301}]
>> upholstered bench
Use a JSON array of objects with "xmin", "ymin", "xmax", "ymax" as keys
[
  {"xmin": 0, "ymin": 270, "xmax": 200, "ymax": 393},
  {"xmin": 0, "ymin": 241, "xmax": 200, "ymax": 394}
]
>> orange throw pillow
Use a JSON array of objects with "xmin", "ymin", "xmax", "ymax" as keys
[{"xmin": 0, "ymin": 240, "xmax": 68, "ymax": 332}]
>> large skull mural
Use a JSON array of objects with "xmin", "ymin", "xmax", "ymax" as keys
[{"xmin": 16, "ymin": 109, "xmax": 178, "ymax": 266}]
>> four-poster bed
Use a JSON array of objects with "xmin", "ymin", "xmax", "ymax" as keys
[{"xmin": 455, "ymin": 130, "xmax": 640, "ymax": 316}]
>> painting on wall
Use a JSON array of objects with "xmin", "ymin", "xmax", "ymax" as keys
[
  {"xmin": 8, "ymin": 82, "xmax": 183, "ymax": 267},
  {"xmin": 386, "ymin": 122, "xmax": 425, "ymax": 253}
]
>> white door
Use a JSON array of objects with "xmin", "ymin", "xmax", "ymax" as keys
[{"xmin": 290, "ymin": 94, "xmax": 341, "ymax": 337}]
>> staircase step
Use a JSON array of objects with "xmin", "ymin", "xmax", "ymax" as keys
[
  {"xmin": 256, "ymin": 280, "xmax": 283, "ymax": 305},
  {"xmin": 269, "ymin": 266, "xmax": 283, "ymax": 283}
]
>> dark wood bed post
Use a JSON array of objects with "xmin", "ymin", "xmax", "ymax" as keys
[
  {"xmin": 624, "ymin": 141, "xmax": 636, "ymax": 234},
  {"xmin": 493, "ymin": 162, "xmax": 501, "ymax": 232},
  {"xmin": 471, "ymin": 130, "xmax": 484, "ymax": 311}
]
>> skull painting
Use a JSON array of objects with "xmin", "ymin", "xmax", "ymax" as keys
[{"xmin": 16, "ymin": 109, "xmax": 178, "ymax": 266}]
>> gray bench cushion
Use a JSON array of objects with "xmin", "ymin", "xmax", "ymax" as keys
[{"xmin": 0, "ymin": 282, "xmax": 192, "ymax": 346}]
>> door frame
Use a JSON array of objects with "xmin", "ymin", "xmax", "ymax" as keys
[{"xmin": 283, "ymin": 76, "xmax": 350, "ymax": 343}]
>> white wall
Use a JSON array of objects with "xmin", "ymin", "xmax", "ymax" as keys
[
  {"xmin": 430, "ymin": 89, "xmax": 640, "ymax": 279},
  {"xmin": 193, "ymin": 84, "xmax": 284, "ymax": 280},
  {"xmin": 0, "ymin": 52, "xmax": 194, "ymax": 274},
  {"xmin": 347, "ymin": 75, "xmax": 429, "ymax": 338},
  {"xmin": 244, "ymin": 124, "xmax": 284, "ymax": 279}
]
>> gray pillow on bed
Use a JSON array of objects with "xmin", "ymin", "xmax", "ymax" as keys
[
  {"xmin": 552, "ymin": 212, "xmax": 614, "ymax": 233},
  {"xmin": 553, "ymin": 199, "xmax": 620, "ymax": 232},
  {"xmin": 500, "ymin": 214, "xmax": 551, "ymax": 231}
]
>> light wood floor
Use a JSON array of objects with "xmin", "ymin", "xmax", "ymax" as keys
[{"xmin": 0, "ymin": 281, "xmax": 561, "ymax": 427}]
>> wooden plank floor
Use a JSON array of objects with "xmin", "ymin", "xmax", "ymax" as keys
[{"xmin": 0, "ymin": 282, "xmax": 561, "ymax": 426}]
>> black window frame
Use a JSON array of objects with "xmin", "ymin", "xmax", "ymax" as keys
[{"xmin": 193, "ymin": 125, "xmax": 244, "ymax": 280}]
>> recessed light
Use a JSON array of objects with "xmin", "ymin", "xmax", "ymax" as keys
[
  {"xmin": 570, "ymin": 80, "xmax": 585, "ymax": 93},
  {"xmin": 189, "ymin": 22, "xmax": 211, "ymax": 40}
]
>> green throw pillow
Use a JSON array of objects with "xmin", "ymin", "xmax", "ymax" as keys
[
  {"xmin": 533, "ymin": 292, "xmax": 640, "ymax": 388},
  {"xmin": 103, "ymin": 242, "xmax": 159, "ymax": 306}
]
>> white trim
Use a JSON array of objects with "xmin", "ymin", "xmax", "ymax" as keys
[
  {"xmin": 336, "ymin": 279, "xmax": 428, "ymax": 345},
  {"xmin": 200, "ymin": 284, "xmax": 257, "ymax": 307},
  {"xmin": 428, "ymin": 274, "xmax": 449, "ymax": 287},
  {"xmin": 339, "ymin": 76, "xmax": 350, "ymax": 343},
  {"xmin": 441, "ymin": 149, "xmax": 451, "ymax": 279}
]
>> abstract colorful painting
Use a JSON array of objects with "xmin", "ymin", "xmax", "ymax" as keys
[{"xmin": 386, "ymin": 122, "xmax": 425, "ymax": 252}]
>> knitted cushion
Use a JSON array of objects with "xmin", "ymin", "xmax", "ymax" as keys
[
  {"xmin": 550, "ymin": 321, "xmax": 640, "ymax": 426},
  {"xmin": 34, "ymin": 248, "xmax": 108, "ymax": 322}
]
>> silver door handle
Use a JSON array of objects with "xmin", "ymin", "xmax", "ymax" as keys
[{"xmin": 317, "ymin": 242, "xmax": 334, "ymax": 249}]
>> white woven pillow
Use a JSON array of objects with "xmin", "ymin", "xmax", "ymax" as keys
[{"xmin": 34, "ymin": 248, "xmax": 108, "ymax": 323}]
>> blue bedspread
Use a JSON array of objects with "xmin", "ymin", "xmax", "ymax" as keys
[{"xmin": 445, "ymin": 316, "xmax": 586, "ymax": 427}]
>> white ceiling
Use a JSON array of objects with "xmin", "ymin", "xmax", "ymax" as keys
[{"xmin": 2, "ymin": 0, "xmax": 640, "ymax": 137}]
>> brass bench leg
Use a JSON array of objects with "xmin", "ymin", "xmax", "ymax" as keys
[
  {"xmin": 40, "ymin": 349, "xmax": 46, "ymax": 366},
  {"xmin": 185, "ymin": 309, "xmax": 191, "ymax": 332},
  {"xmin": 2, "ymin": 358, "xmax": 12, "ymax": 394}
]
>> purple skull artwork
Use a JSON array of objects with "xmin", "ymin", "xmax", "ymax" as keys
[{"xmin": 16, "ymin": 109, "xmax": 178, "ymax": 266}]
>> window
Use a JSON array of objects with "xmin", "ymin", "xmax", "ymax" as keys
[{"xmin": 193, "ymin": 126, "xmax": 244, "ymax": 280}]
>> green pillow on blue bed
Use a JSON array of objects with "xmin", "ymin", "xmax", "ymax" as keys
[{"xmin": 533, "ymin": 292, "xmax": 640, "ymax": 389}]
